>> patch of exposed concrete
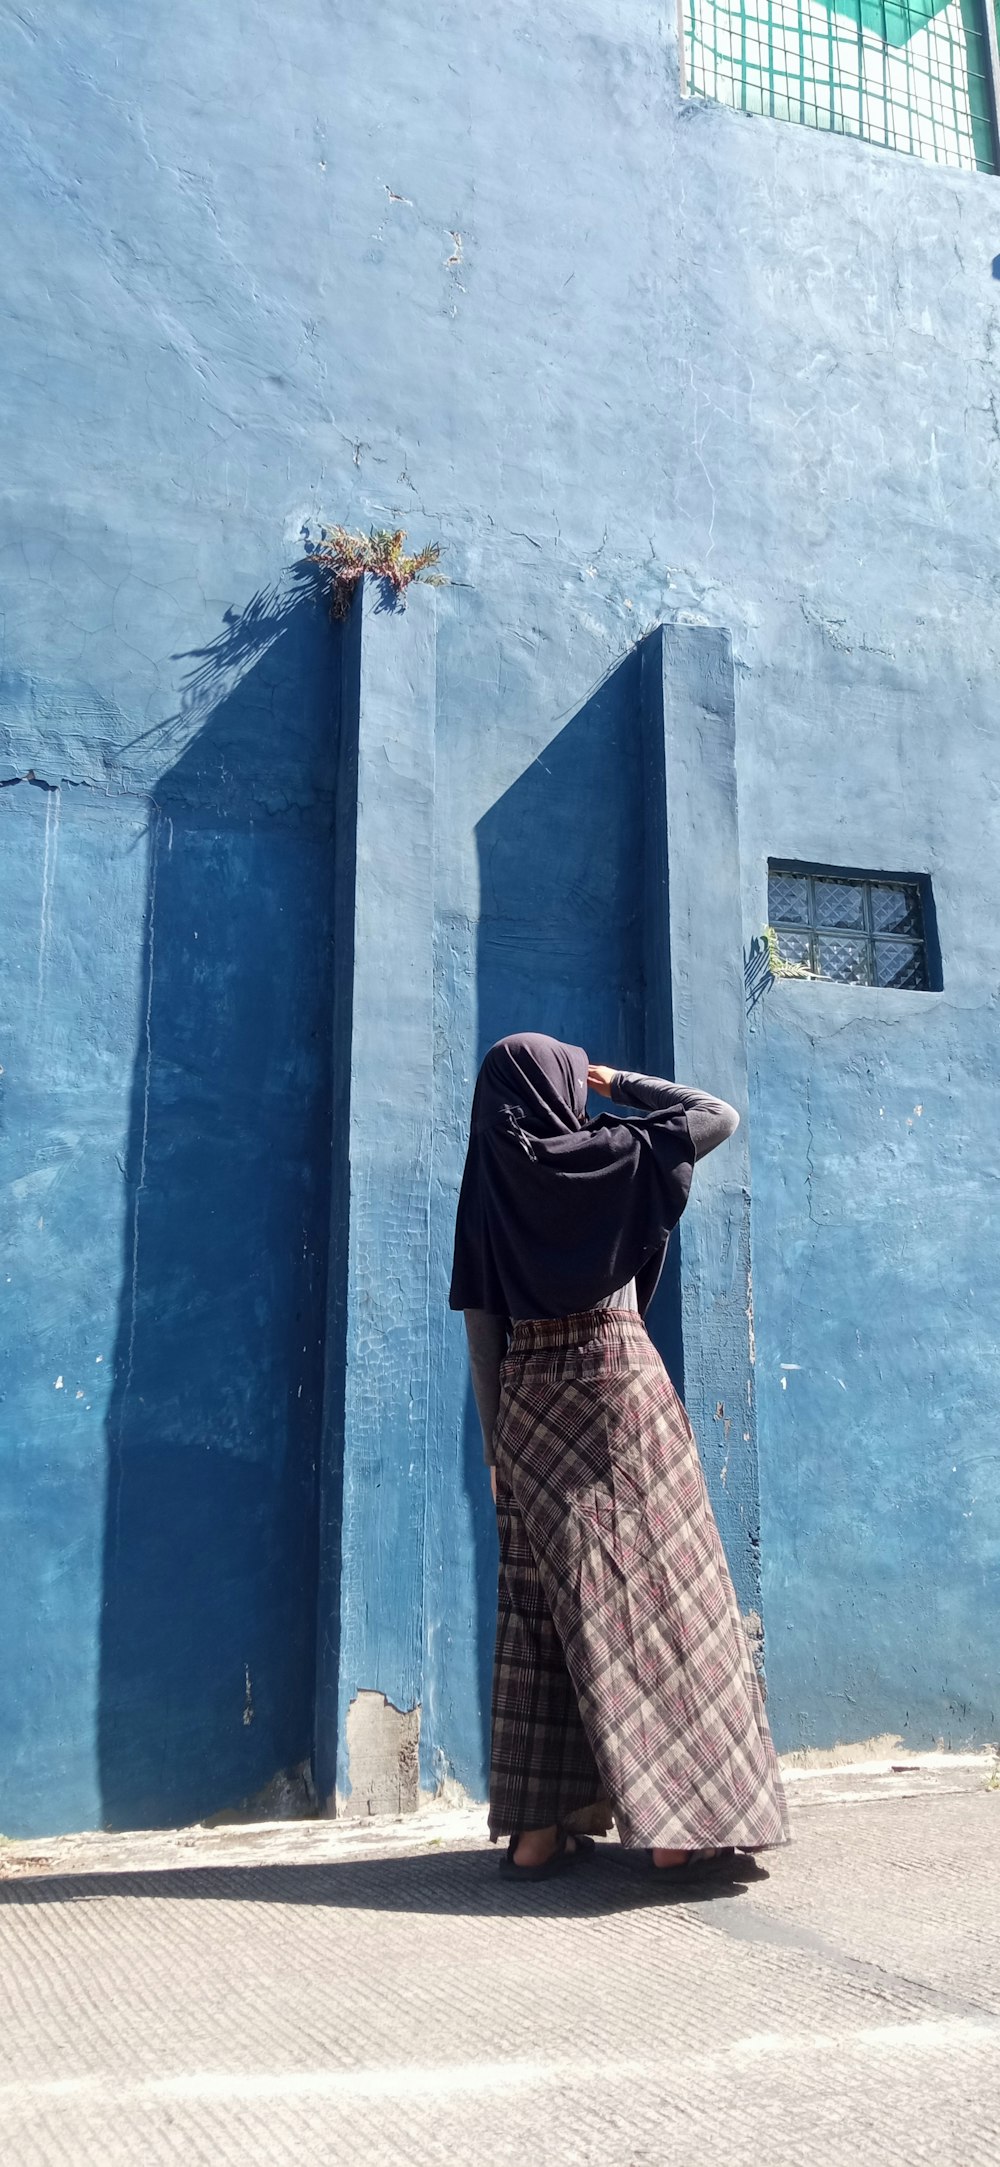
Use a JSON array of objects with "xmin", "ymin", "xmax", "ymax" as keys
[{"xmin": 339, "ymin": 1691, "xmax": 421, "ymax": 1819}]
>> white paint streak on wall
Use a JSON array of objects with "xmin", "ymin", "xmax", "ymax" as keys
[
  {"xmin": 111, "ymin": 811, "xmax": 160, "ymax": 1563},
  {"xmin": 123, "ymin": 814, "xmax": 159, "ymax": 1407},
  {"xmin": 35, "ymin": 786, "xmax": 61, "ymax": 1016}
]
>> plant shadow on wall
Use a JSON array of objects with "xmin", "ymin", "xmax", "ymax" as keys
[
  {"xmin": 460, "ymin": 642, "xmax": 682, "ymax": 1779},
  {"xmin": 100, "ymin": 566, "xmax": 339, "ymax": 1830}
]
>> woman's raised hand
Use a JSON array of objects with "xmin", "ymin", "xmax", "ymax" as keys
[{"xmin": 587, "ymin": 1063, "xmax": 616, "ymax": 1097}]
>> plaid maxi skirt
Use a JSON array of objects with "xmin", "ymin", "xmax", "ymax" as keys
[{"xmin": 489, "ymin": 1308, "xmax": 790, "ymax": 1851}]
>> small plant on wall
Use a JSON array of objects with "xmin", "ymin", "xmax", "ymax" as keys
[
  {"xmin": 763, "ymin": 925, "xmax": 818, "ymax": 980},
  {"xmin": 305, "ymin": 525, "xmax": 445, "ymax": 620}
]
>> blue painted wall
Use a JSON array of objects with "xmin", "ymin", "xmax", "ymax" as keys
[{"xmin": 2, "ymin": 0, "xmax": 998, "ymax": 1831}]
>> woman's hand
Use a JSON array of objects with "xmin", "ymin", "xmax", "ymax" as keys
[
  {"xmin": 490, "ymin": 1466, "xmax": 498, "ymax": 1504},
  {"xmin": 587, "ymin": 1063, "xmax": 616, "ymax": 1097}
]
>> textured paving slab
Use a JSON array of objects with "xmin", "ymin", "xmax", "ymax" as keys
[{"xmin": 0, "ymin": 1773, "xmax": 997, "ymax": 2165}]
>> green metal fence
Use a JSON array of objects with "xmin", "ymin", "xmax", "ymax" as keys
[{"xmin": 683, "ymin": 0, "xmax": 997, "ymax": 170}]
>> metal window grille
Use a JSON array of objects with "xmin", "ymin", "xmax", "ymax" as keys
[
  {"xmin": 683, "ymin": 0, "xmax": 999, "ymax": 172},
  {"xmin": 768, "ymin": 865, "xmax": 931, "ymax": 987}
]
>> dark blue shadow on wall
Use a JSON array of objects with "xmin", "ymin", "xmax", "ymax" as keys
[
  {"xmin": 462, "ymin": 642, "xmax": 680, "ymax": 1772},
  {"xmin": 99, "ymin": 575, "xmax": 340, "ymax": 1829}
]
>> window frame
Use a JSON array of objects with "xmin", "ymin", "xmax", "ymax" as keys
[{"xmin": 766, "ymin": 859, "xmax": 943, "ymax": 992}]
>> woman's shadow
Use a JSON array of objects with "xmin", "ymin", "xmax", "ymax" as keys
[{"xmin": 0, "ymin": 1848, "xmax": 764, "ymax": 1917}]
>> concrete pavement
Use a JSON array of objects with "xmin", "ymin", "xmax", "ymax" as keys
[{"xmin": 0, "ymin": 1754, "xmax": 997, "ymax": 2165}]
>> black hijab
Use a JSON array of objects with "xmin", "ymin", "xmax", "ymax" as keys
[{"xmin": 448, "ymin": 1033, "xmax": 695, "ymax": 1321}]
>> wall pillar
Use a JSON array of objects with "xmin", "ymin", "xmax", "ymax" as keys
[
  {"xmin": 314, "ymin": 577, "xmax": 437, "ymax": 1813},
  {"xmin": 641, "ymin": 624, "xmax": 761, "ymax": 1625}
]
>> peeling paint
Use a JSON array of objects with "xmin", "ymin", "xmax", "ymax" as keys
[
  {"xmin": 742, "ymin": 1609, "xmax": 764, "ymax": 1673},
  {"xmin": 340, "ymin": 1692, "xmax": 421, "ymax": 1820}
]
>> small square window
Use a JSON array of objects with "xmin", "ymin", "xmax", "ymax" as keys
[{"xmin": 768, "ymin": 864, "xmax": 934, "ymax": 991}]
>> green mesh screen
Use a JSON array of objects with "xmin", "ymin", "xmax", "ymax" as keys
[{"xmin": 683, "ymin": 0, "xmax": 996, "ymax": 170}]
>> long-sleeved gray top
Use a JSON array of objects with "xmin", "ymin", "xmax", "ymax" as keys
[{"xmin": 463, "ymin": 1071, "xmax": 740, "ymax": 1466}]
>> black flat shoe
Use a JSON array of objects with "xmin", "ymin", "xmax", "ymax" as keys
[
  {"xmin": 640, "ymin": 1846, "xmax": 742, "ymax": 1878},
  {"xmin": 499, "ymin": 1831, "xmax": 576, "ymax": 1881}
]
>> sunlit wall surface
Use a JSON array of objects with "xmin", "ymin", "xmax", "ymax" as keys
[{"xmin": 684, "ymin": 0, "xmax": 996, "ymax": 169}]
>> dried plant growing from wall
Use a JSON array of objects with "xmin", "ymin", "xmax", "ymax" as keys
[
  {"xmin": 763, "ymin": 925, "xmax": 818, "ymax": 980},
  {"xmin": 305, "ymin": 525, "xmax": 444, "ymax": 620}
]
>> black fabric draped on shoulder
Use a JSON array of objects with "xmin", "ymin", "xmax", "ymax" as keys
[{"xmin": 448, "ymin": 1032, "xmax": 695, "ymax": 1321}]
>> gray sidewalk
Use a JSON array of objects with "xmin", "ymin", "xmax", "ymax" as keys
[{"xmin": 0, "ymin": 1756, "xmax": 997, "ymax": 2166}]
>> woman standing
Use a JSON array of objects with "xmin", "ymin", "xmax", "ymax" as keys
[{"xmin": 450, "ymin": 1032, "xmax": 789, "ymax": 1880}]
